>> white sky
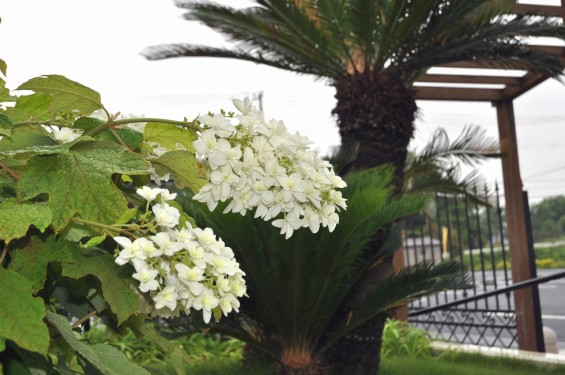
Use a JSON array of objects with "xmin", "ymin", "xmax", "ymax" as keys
[{"xmin": 1, "ymin": 0, "xmax": 565, "ymax": 203}]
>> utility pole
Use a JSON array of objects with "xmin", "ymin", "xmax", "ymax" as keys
[{"xmin": 253, "ymin": 91, "xmax": 264, "ymax": 112}]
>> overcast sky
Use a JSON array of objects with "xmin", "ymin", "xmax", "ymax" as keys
[{"xmin": 2, "ymin": 0, "xmax": 564, "ymax": 203}]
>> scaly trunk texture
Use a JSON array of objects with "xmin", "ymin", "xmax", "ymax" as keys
[
  {"xmin": 326, "ymin": 71, "xmax": 417, "ymax": 374},
  {"xmin": 332, "ymin": 71, "xmax": 417, "ymax": 189}
]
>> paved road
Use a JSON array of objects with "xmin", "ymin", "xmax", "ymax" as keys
[
  {"xmin": 537, "ymin": 268, "xmax": 565, "ymax": 351},
  {"xmin": 410, "ymin": 268, "xmax": 565, "ymax": 351}
]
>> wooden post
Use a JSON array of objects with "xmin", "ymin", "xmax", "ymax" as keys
[
  {"xmin": 495, "ymin": 100, "xmax": 544, "ymax": 352},
  {"xmin": 392, "ymin": 245, "xmax": 408, "ymax": 321}
]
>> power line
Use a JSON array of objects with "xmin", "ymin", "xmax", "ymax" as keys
[{"xmin": 523, "ymin": 165, "xmax": 565, "ymax": 180}]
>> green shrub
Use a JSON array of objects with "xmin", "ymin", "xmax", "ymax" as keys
[
  {"xmin": 381, "ymin": 319, "xmax": 433, "ymax": 358},
  {"xmin": 84, "ymin": 321, "xmax": 244, "ymax": 367}
]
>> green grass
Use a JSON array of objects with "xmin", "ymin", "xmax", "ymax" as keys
[
  {"xmin": 146, "ymin": 352, "xmax": 565, "ymax": 375},
  {"xmin": 462, "ymin": 245, "xmax": 565, "ymax": 271},
  {"xmin": 146, "ymin": 359, "xmax": 271, "ymax": 375},
  {"xmin": 85, "ymin": 319, "xmax": 565, "ymax": 374},
  {"xmin": 380, "ymin": 352, "xmax": 565, "ymax": 375}
]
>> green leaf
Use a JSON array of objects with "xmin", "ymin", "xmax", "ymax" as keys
[
  {"xmin": 0, "ymin": 201, "xmax": 51, "ymax": 242},
  {"xmin": 45, "ymin": 311, "xmax": 151, "ymax": 375},
  {"xmin": 0, "ymin": 58, "xmax": 6, "ymax": 77},
  {"xmin": 0, "ymin": 113, "xmax": 12, "ymax": 137},
  {"xmin": 0, "ymin": 136, "xmax": 91, "ymax": 158},
  {"xmin": 0, "ymin": 125, "xmax": 55, "ymax": 152},
  {"xmin": 82, "ymin": 234, "xmax": 106, "ymax": 248},
  {"xmin": 18, "ymin": 140, "xmax": 149, "ymax": 231},
  {"xmin": 17, "ymin": 75, "xmax": 103, "ymax": 115},
  {"xmin": 9, "ymin": 236, "xmax": 71, "ymax": 293},
  {"xmin": 74, "ymin": 117, "xmax": 144, "ymax": 150},
  {"xmin": 151, "ymin": 150, "xmax": 207, "ymax": 193},
  {"xmin": 143, "ymin": 122, "xmax": 197, "ymax": 152},
  {"xmin": 61, "ymin": 245, "xmax": 144, "ymax": 324},
  {"xmin": 126, "ymin": 315, "xmax": 193, "ymax": 373},
  {"xmin": 0, "ymin": 269, "xmax": 49, "ymax": 354},
  {"xmin": 0, "ymin": 78, "xmax": 15, "ymax": 103},
  {"xmin": 4, "ymin": 93, "xmax": 52, "ymax": 122}
]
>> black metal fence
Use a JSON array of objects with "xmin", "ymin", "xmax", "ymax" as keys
[{"xmin": 405, "ymin": 184, "xmax": 527, "ymax": 348}]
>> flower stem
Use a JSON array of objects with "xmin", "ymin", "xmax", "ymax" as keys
[
  {"xmin": 72, "ymin": 309, "xmax": 98, "ymax": 329},
  {"xmin": 71, "ymin": 217, "xmax": 138, "ymax": 239},
  {"xmin": 0, "ymin": 161, "xmax": 21, "ymax": 181},
  {"xmin": 0, "ymin": 245, "xmax": 8, "ymax": 264},
  {"xmin": 111, "ymin": 118, "xmax": 201, "ymax": 132}
]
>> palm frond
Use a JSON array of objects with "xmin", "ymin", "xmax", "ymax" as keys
[
  {"xmin": 319, "ymin": 260, "xmax": 470, "ymax": 353},
  {"xmin": 398, "ymin": 12, "xmax": 565, "ymax": 80},
  {"xmin": 403, "ymin": 125, "xmax": 499, "ymax": 203},
  {"xmin": 408, "ymin": 125, "xmax": 500, "ymax": 169},
  {"xmin": 144, "ymin": 1, "xmax": 343, "ymax": 77}
]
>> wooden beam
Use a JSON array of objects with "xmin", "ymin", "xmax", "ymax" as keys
[
  {"xmin": 414, "ymin": 86, "xmax": 505, "ymax": 101},
  {"xmin": 495, "ymin": 100, "xmax": 545, "ymax": 353},
  {"xmin": 503, "ymin": 71, "xmax": 549, "ymax": 100},
  {"xmin": 416, "ymin": 74, "xmax": 522, "ymax": 85},
  {"xmin": 435, "ymin": 61, "xmax": 507, "ymax": 69},
  {"xmin": 533, "ymin": 45, "xmax": 565, "ymax": 61},
  {"xmin": 514, "ymin": 4, "xmax": 563, "ymax": 17}
]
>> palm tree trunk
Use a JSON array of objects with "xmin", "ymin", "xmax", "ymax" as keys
[
  {"xmin": 333, "ymin": 71, "xmax": 417, "ymax": 187},
  {"xmin": 326, "ymin": 71, "xmax": 417, "ymax": 374}
]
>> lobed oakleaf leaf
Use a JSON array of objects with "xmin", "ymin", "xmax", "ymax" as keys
[
  {"xmin": 9, "ymin": 236, "xmax": 71, "ymax": 293},
  {"xmin": 74, "ymin": 117, "xmax": 144, "ymax": 150},
  {"xmin": 0, "ymin": 58, "xmax": 6, "ymax": 77},
  {"xmin": 0, "ymin": 269, "xmax": 50, "ymax": 355},
  {"xmin": 0, "ymin": 201, "xmax": 52, "ymax": 243},
  {"xmin": 151, "ymin": 150, "xmax": 207, "ymax": 193},
  {"xmin": 0, "ymin": 125, "xmax": 55, "ymax": 153},
  {"xmin": 61, "ymin": 245, "xmax": 145, "ymax": 324},
  {"xmin": 18, "ymin": 140, "xmax": 149, "ymax": 231},
  {"xmin": 0, "ymin": 77, "xmax": 16, "ymax": 104},
  {"xmin": 17, "ymin": 75, "xmax": 102, "ymax": 115},
  {"xmin": 0, "ymin": 136, "xmax": 92, "ymax": 158},
  {"xmin": 4, "ymin": 93, "xmax": 52, "ymax": 122},
  {"xmin": 45, "ymin": 312, "xmax": 150, "ymax": 375},
  {"xmin": 143, "ymin": 122, "xmax": 197, "ymax": 152},
  {"xmin": 0, "ymin": 113, "xmax": 11, "ymax": 137}
]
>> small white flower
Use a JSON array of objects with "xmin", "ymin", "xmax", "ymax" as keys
[
  {"xmin": 153, "ymin": 286, "xmax": 179, "ymax": 311},
  {"xmin": 136, "ymin": 237, "xmax": 162, "ymax": 258},
  {"xmin": 114, "ymin": 236, "xmax": 146, "ymax": 264},
  {"xmin": 232, "ymin": 97, "xmax": 253, "ymax": 114},
  {"xmin": 53, "ymin": 127, "xmax": 83, "ymax": 143},
  {"xmin": 272, "ymin": 210, "xmax": 303, "ymax": 240},
  {"xmin": 131, "ymin": 260, "xmax": 159, "ymax": 292},
  {"xmin": 152, "ymin": 203, "xmax": 180, "ymax": 228},
  {"xmin": 193, "ymin": 288, "xmax": 220, "ymax": 324},
  {"xmin": 136, "ymin": 186, "xmax": 163, "ymax": 202},
  {"xmin": 151, "ymin": 232, "xmax": 183, "ymax": 256},
  {"xmin": 320, "ymin": 204, "xmax": 339, "ymax": 232}
]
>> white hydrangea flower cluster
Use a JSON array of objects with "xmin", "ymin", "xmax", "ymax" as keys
[
  {"xmin": 193, "ymin": 98, "xmax": 347, "ymax": 239},
  {"xmin": 113, "ymin": 186, "xmax": 246, "ymax": 323}
]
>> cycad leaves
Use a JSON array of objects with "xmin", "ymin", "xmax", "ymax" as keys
[
  {"xmin": 146, "ymin": 0, "xmax": 565, "ymax": 83},
  {"xmin": 320, "ymin": 260, "xmax": 469, "ymax": 352},
  {"xmin": 192, "ymin": 167, "xmax": 432, "ymax": 354}
]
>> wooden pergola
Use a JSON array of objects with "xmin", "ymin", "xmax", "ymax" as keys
[{"xmin": 412, "ymin": 2, "xmax": 565, "ymax": 353}]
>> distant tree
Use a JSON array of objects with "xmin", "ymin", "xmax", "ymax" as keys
[{"xmin": 530, "ymin": 196, "xmax": 565, "ymax": 241}]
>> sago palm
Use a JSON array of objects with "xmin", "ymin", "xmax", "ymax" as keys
[
  {"xmin": 177, "ymin": 167, "xmax": 469, "ymax": 374},
  {"xmin": 144, "ymin": 0, "xmax": 565, "ymax": 187},
  {"xmin": 144, "ymin": 0, "xmax": 565, "ymax": 371}
]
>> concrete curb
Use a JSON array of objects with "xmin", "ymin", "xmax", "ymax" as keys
[{"xmin": 432, "ymin": 341, "xmax": 565, "ymax": 366}]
